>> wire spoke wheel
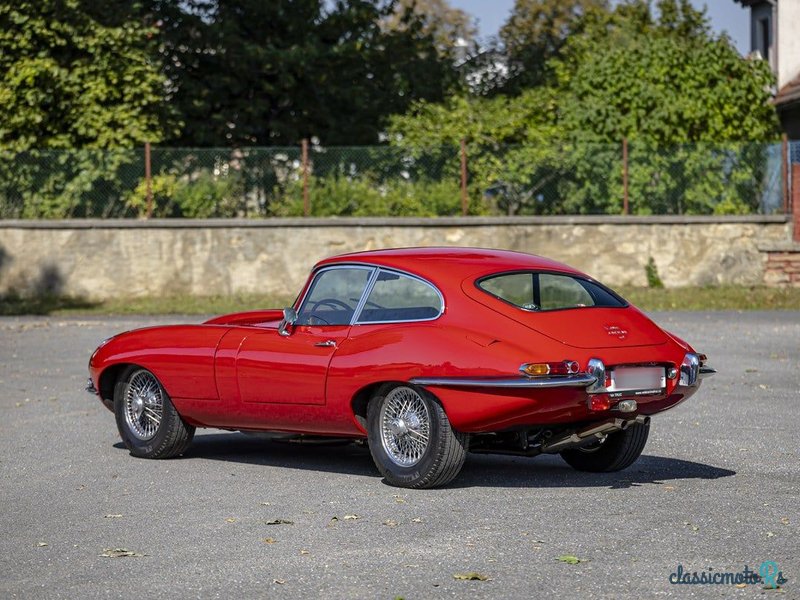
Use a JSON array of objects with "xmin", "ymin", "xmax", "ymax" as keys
[
  {"xmin": 379, "ymin": 387, "xmax": 431, "ymax": 467},
  {"xmin": 123, "ymin": 369, "xmax": 164, "ymax": 441}
]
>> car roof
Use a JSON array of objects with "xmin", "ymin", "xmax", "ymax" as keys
[{"xmin": 315, "ymin": 247, "xmax": 586, "ymax": 282}]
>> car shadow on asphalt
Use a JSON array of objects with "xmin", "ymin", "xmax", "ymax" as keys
[
  {"xmin": 115, "ymin": 432, "xmax": 736, "ymax": 490},
  {"xmin": 454, "ymin": 453, "xmax": 736, "ymax": 489}
]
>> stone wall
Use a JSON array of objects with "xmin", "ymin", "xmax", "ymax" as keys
[{"xmin": 0, "ymin": 215, "xmax": 792, "ymax": 300}]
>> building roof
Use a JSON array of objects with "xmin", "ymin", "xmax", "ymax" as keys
[{"xmin": 775, "ymin": 74, "xmax": 800, "ymax": 108}]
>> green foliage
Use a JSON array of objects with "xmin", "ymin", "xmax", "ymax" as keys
[
  {"xmin": 388, "ymin": 90, "xmax": 566, "ymax": 214},
  {"xmin": 271, "ymin": 174, "xmax": 479, "ymax": 217},
  {"xmin": 90, "ymin": 0, "xmax": 461, "ymax": 147},
  {"xmin": 125, "ymin": 171, "xmax": 245, "ymax": 218},
  {"xmin": 498, "ymin": 0, "xmax": 609, "ymax": 93},
  {"xmin": 0, "ymin": 0, "xmax": 171, "ymax": 151},
  {"xmin": 645, "ymin": 258, "xmax": 664, "ymax": 289},
  {"xmin": 0, "ymin": 148, "xmax": 143, "ymax": 218},
  {"xmin": 388, "ymin": 0, "xmax": 781, "ymax": 215},
  {"xmin": 557, "ymin": 33, "xmax": 778, "ymax": 145}
]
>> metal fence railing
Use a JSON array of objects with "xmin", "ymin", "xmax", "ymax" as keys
[{"xmin": 0, "ymin": 141, "xmax": 794, "ymax": 219}]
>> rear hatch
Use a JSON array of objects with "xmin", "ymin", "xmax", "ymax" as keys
[
  {"xmin": 462, "ymin": 275, "xmax": 667, "ymax": 349},
  {"xmin": 503, "ymin": 306, "xmax": 668, "ymax": 349}
]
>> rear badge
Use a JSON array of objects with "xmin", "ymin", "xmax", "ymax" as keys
[{"xmin": 604, "ymin": 325, "xmax": 628, "ymax": 340}]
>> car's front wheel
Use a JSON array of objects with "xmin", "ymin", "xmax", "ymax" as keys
[
  {"xmin": 560, "ymin": 419, "xmax": 650, "ymax": 472},
  {"xmin": 367, "ymin": 384, "xmax": 468, "ymax": 489},
  {"xmin": 114, "ymin": 366, "xmax": 195, "ymax": 459}
]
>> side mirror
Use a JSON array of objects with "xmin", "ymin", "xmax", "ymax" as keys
[{"xmin": 278, "ymin": 307, "xmax": 297, "ymax": 337}]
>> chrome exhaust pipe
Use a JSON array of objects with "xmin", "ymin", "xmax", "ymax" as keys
[{"xmin": 540, "ymin": 416, "xmax": 649, "ymax": 454}]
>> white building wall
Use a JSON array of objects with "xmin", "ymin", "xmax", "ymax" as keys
[{"xmin": 778, "ymin": 0, "xmax": 800, "ymax": 87}]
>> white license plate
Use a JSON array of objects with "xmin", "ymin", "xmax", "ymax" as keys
[{"xmin": 609, "ymin": 366, "xmax": 665, "ymax": 392}]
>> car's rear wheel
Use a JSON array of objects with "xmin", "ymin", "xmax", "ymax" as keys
[
  {"xmin": 560, "ymin": 420, "xmax": 650, "ymax": 472},
  {"xmin": 114, "ymin": 366, "xmax": 195, "ymax": 459},
  {"xmin": 366, "ymin": 384, "xmax": 468, "ymax": 489}
]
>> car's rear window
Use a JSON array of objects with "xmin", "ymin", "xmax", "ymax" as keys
[{"xmin": 477, "ymin": 271, "xmax": 626, "ymax": 311}]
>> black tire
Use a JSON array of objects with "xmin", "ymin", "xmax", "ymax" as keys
[
  {"xmin": 367, "ymin": 384, "xmax": 468, "ymax": 489},
  {"xmin": 114, "ymin": 366, "xmax": 195, "ymax": 459},
  {"xmin": 560, "ymin": 420, "xmax": 650, "ymax": 472}
]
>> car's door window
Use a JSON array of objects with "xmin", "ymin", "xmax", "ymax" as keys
[
  {"xmin": 356, "ymin": 269, "xmax": 443, "ymax": 323},
  {"xmin": 297, "ymin": 267, "xmax": 373, "ymax": 325}
]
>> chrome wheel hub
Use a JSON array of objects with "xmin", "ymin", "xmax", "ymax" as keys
[
  {"xmin": 380, "ymin": 387, "xmax": 430, "ymax": 467},
  {"xmin": 123, "ymin": 370, "xmax": 164, "ymax": 441}
]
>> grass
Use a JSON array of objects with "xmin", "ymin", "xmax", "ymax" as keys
[
  {"xmin": 0, "ymin": 293, "xmax": 293, "ymax": 317},
  {"xmin": 1, "ymin": 287, "xmax": 798, "ymax": 317},
  {"xmin": 615, "ymin": 286, "xmax": 800, "ymax": 311}
]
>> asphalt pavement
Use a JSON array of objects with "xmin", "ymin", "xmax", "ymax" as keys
[{"xmin": 0, "ymin": 311, "xmax": 798, "ymax": 599}]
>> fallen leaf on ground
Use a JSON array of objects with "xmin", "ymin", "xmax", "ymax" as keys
[
  {"xmin": 344, "ymin": 514, "xmax": 359, "ymax": 520},
  {"xmin": 393, "ymin": 495, "xmax": 406, "ymax": 504},
  {"xmin": 272, "ymin": 579, "xmax": 286, "ymax": 585},
  {"xmin": 265, "ymin": 519, "xmax": 294, "ymax": 525},
  {"xmin": 225, "ymin": 518, "xmax": 237, "ymax": 523},
  {"xmin": 383, "ymin": 519, "xmax": 398, "ymax": 527},
  {"xmin": 557, "ymin": 555, "xmax": 585, "ymax": 565},
  {"xmin": 327, "ymin": 517, "xmax": 339, "ymax": 527},
  {"xmin": 453, "ymin": 572, "xmax": 490, "ymax": 581},
  {"xmin": 100, "ymin": 548, "xmax": 145, "ymax": 558},
  {"xmin": 411, "ymin": 517, "xmax": 422, "ymax": 523},
  {"xmin": 780, "ymin": 517, "xmax": 789, "ymax": 525},
  {"xmin": 300, "ymin": 550, "xmax": 310, "ymax": 555},
  {"xmin": 104, "ymin": 514, "xmax": 123, "ymax": 519},
  {"xmin": 37, "ymin": 542, "xmax": 48, "ymax": 547},
  {"xmin": 262, "ymin": 538, "xmax": 278, "ymax": 544}
]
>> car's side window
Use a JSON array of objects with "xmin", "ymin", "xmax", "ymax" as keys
[
  {"xmin": 356, "ymin": 269, "xmax": 443, "ymax": 323},
  {"xmin": 296, "ymin": 267, "xmax": 373, "ymax": 326}
]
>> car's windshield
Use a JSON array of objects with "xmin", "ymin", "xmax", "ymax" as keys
[{"xmin": 477, "ymin": 271, "xmax": 626, "ymax": 312}]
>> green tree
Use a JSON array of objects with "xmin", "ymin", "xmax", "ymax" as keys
[
  {"xmin": 0, "ymin": 0, "xmax": 170, "ymax": 150},
  {"xmin": 90, "ymin": 0, "xmax": 462, "ymax": 147},
  {"xmin": 0, "ymin": 1, "xmax": 171, "ymax": 217},
  {"xmin": 554, "ymin": 0, "xmax": 780, "ymax": 214},
  {"xmin": 389, "ymin": 90, "xmax": 566, "ymax": 214},
  {"xmin": 386, "ymin": 0, "xmax": 477, "ymax": 58},
  {"xmin": 497, "ymin": 0, "xmax": 609, "ymax": 94}
]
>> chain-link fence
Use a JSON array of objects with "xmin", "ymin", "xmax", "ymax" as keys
[{"xmin": 0, "ymin": 141, "xmax": 794, "ymax": 219}]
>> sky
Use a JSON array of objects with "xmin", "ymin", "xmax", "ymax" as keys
[{"xmin": 449, "ymin": 0, "xmax": 751, "ymax": 55}]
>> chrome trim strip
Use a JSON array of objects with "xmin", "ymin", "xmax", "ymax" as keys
[
  {"xmin": 410, "ymin": 373, "xmax": 597, "ymax": 389},
  {"xmin": 350, "ymin": 267, "xmax": 381, "ymax": 325}
]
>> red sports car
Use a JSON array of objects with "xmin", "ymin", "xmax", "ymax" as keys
[{"xmin": 87, "ymin": 247, "xmax": 714, "ymax": 488}]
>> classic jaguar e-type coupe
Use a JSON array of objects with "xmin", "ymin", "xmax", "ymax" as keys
[{"xmin": 87, "ymin": 247, "xmax": 714, "ymax": 488}]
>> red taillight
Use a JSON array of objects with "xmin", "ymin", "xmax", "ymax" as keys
[
  {"xmin": 521, "ymin": 360, "xmax": 580, "ymax": 377},
  {"xmin": 588, "ymin": 395, "xmax": 611, "ymax": 411}
]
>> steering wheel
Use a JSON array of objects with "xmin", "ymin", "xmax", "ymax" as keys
[{"xmin": 311, "ymin": 298, "xmax": 352, "ymax": 312}]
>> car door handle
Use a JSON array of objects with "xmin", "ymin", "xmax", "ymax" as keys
[{"xmin": 314, "ymin": 340, "xmax": 337, "ymax": 347}]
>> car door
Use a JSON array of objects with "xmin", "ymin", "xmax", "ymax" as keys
[{"xmin": 236, "ymin": 266, "xmax": 375, "ymax": 405}]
